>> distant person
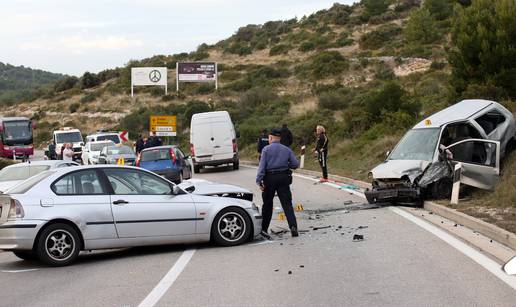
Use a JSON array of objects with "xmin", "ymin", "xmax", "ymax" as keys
[
  {"xmin": 314, "ymin": 125, "xmax": 329, "ymax": 182},
  {"xmin": 62, "ymin": 143, "xmax": 74, "ymax": 162},
  {"xmin": 257, "ymin": 129, "xmax": 269, "ymax": 161},
  {"xmin": 48, "ymin": 140, "xmax": 56, "ymax": 160},
  {"xmin": 280, "ymin": 123, "xmax": 293, "ymax": 147},
  {"xmin": 136, "ymin": 134, "xmax": 145, "ymax": 153},
  {"xmin": 143, "ymin": 136, "xmax": 149, "ymax": 148},
  {"xmin": 256, "ymin": 128, "xmax": 300, "ymax": 239}
]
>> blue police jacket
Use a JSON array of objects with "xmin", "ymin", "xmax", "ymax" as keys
[{"xmin": 256, "ymin": 140, "xmax": 299, "ymax": 185}]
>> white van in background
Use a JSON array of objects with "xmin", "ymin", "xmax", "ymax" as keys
[
  {"xmin": 86, "ymin": 131, "xmax": 122, "ymax": 144},
  {"xmin": 52, "ymin": 127, "xmax": 84, "ymax": 162},
  {"xmin": 190, "ymin": 111, "xmax": 239, "ymax": 173}
]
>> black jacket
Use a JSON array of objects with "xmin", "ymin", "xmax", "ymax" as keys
[
  {"xmin": 280, "ymin": 127, "xmax": 293, "ymax": 147},
  {"xmin": 316, "ymin": 133, "xmax": 328, "ymax": 155},
  {"xmin": 257, "ymin": 134, "xmax": 269, "ymax": 153}
]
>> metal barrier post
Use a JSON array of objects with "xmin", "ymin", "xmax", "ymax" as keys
[
  {"xmin": 300, "ymin": 145, "xmax": 306, "ymax": 169},
  {"xmin": 450, "ymin": 162, "xmax": 462, "ymax": 205}
]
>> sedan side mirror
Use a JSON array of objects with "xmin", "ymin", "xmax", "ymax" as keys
[{"xmin": 172, "ymin": 185, "xmax": 183, "ymax": 195}]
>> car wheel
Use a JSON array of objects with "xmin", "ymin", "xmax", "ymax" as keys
[
  {"xmin": 13, "ymin": 251, "xmax": 37, "ymax": 261},
  {"xmin": 233, "ymin": 160, "xmax": 239, "ymax": 170},
  {"xmin": 430, "ymin": 178, "xmax": 452, "ymax": 200},
  {"xmin": 36, "ymin": 223, "xmax": 81, "ymax": 267},
  {"xmin": 211, "ymin": 207, "xmax": 251, "ymax": 246},
  {"xmin": 194, "ymin": 164, "xmax": 201, "ymax": 174}
]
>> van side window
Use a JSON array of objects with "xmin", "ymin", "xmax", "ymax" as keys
[{"xmin": 474, "ymin": 110, "xmax": 506, "ymax": 135}]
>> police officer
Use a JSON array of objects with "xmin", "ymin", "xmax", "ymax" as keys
[
  {"xmin": 257, "ymin": 129, "xmax": 269, "ymax": 161},
  {"xmin": 256, "ymin": 128, "xmax": 300, "ymax": 238}
]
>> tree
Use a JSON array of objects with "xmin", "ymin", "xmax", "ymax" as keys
[
  {"xmin": 362, "ymin": 0, "xmax": 390, "ymax": 17},
  {"xmin": 404, "ymin": 9, "xmax": 440, "ymax": 44},
  {"xmin": 79, "ymin": 72, "xmax": 101, "ymax": 89},
  {"xmin": 449, "ymin": 0, "xmax": 516, "ymax": 98},
  {"xmin": 423, "ymin": 0, "xmax": 454, "ymax": 20}
]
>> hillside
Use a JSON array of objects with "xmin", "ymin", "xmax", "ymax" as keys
[
  {"xmin": 0, "ymin": 0, "xmax": 514, "ymax": 228},
  {"xmin": 0, "ymin": 62, "xmax": 65, "ymax": 105}
]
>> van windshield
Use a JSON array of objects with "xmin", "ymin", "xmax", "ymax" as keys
[
  {"xmin": 97, "ymin": 134, "xmax": 120, "ymax": 144},
  {"xmin": 389, "ymin": 128, "xmax": 440, "ymax": 161},
  {"xmin": 56, "ymin": 132, "xmax": 82, "ymax": 143}
]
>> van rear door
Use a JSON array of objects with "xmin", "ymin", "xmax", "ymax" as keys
[
  {"xmin": 211, "ymin": 120, "xmax": 233, "ymax": 159},
  {"xmin": 192, "ymin": 120, "xmax": 214, "ymax": 158}
]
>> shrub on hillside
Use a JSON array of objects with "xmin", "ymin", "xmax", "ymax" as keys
[
  {"xmin": 359, "ymin": 24, "xmax": 402, "ymax": 50},
  {"xmin": 269, "ymin": 44, "xmax": 291, "ymax": 56},
  {"xmin": 80, "ymin": 72, "xmax": 101, "ymax": 89},
  {"xmin": 69, "ymin": 102, "xmax": 80, "ymax": 113},
  {"xmin": 80, "ymin": 92, "xmax": 99, "ymax": 103},
  {"xmin": 363, "ymin": 81, "xmax": 421, "ymax": 123},
  {"xmin": 296, "ymin": 51, "xmax": 349, "ymax": 79},
  {"xmin": 335, "ymin": 32, "xmax": 354, "ymax": 47},
  {"xmin": 318, "ymin": 91, "xmax": 350, "ymax": 110},
  {"xmin": 404, "ymin": 9, "xmax": 440, "ymax": 44},
  {"xmin": 224, "ymin": 42, "xmax": 252, "ymax": 56},
  {"xmin": 423, "ymin": 0, "xmax": 454, "ymax": 20},
  {"xmin": 54, "ymin": 76, "xmax": 79, "ymax": 92},
  {"xmin": 362, "ymin": 0, "xmax": 390, "ymax": 20}
]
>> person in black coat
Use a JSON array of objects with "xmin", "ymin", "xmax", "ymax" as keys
[
  {"xmin": 135, "ymin": 134, "xmax": 145, "ymax": 154},
  {"xmin": 257, "ymin": 129, "xmax": 269, "ymax": 161},
  {"xmin": 280, "ymin": 123, "xmax": 293, "ymax": 147}
]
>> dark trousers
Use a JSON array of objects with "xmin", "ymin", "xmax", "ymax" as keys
[
  {"xmin": 261, "ymin": 173, "xmax": 297, "ymax": 232},
  {"xmin": 318, "ymin": 151, "xmax": 328, "ymax": 179}
]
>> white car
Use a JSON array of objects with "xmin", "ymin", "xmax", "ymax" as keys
[
  {"xmin": 0, "ymin": 165, "xmax": 261, "ymax": 266},
  {"xmin": 85, "ymin": 132, "xmax": 122, "ymax": 144},
  {"xmin": 0, "ymin": 160, "xmax": 78, "ymax": 192},
  {"xmin": 82, "ymin": 140, "xmax": 115, "ymax": 165}
]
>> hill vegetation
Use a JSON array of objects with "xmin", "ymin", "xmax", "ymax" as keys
[
  {"xmin": 0, "ymin": 62, "xmax": 65, "ymax": 105},
  {"xmin": 0, "ymin": 0, "xmax": 514, "ymax": 228}
]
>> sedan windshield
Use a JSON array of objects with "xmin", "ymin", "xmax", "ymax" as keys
[
  {"xmin": 56, "ymin": 132, "xmax": 83, "ymax": 144},
  {"xmin": 107, "ymin": 146, "xmax": 133, "ymax": 155},
  {"xmin": 0, "ymin": 165, "xmax": 50, "ymax": 182},
  {"xmin": 389, "ymin": 128, "xmax": 440, "ymax": 161},
  {"xmin": 97, "ymin": 134, "xmax": 120, "ymax": 144}
]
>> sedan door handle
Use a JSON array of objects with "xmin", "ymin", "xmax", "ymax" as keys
[{"xmin": 113, "ymin": 200, "xmax": 129, "ymax": 205}]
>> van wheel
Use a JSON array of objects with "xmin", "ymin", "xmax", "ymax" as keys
[
  {"xmin": 194, "ymin": 165, "xmax": 201, "ymax": 174},
  {"xmin": 233, "ymin": 160, "xmax": 239, "ymax": 170},
  {"xmin": 36, "ymin": 223, "xmax": 81, "ymax": 267}
]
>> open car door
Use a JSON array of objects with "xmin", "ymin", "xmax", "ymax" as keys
[{"xmin": 445, "ymin": 139, "xmax": 500, "ymax": 190}]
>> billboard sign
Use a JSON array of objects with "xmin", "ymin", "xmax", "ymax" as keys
[
  {"xmin": 177, "ymin": 62, "xmax": 216, "ymax": 82},
  {"xmin": 131, "ymin": 67, "xmax": 168, "ymax": 97},
  {"xmin": 150, "ymin": 115, "xmax": 177, "ymax": 136}
]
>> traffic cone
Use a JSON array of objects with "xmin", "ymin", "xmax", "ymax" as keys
[
  {"xmin": 295, "ymin": 203, "xmax": 304, "ymax": 212},
  {"xmin": 278, "ymin": 212, "xmax": 286, "ymax": 220}
]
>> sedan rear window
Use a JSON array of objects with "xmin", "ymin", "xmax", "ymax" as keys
[
  {"xmin": 97, "ymin": 135, "xmax": 120, "ymax": 144},
  {"xmin": 7, "ymin": 170, "xmax": 55, "ymax": 194},
  {"xmin": 0, "ymin": 165, "xmax": 50, "ymax": 181},
  {"xmin": 107, "ymin": 146, "xmax": 133, "ymax": 155},
  {"xmin": 141, "ymin": 149, "xmax": 170, "ymax": 162}
]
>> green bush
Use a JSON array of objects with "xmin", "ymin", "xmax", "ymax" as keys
[
  {"xmin": 69, "ymin": 102, "xmax": 80, "ymax": 113},
  {"xmin": 80, "ymin": 72, "xmax": 101, "ymax": 89},
  {"xmin": 423, "ymin": 0, "xmax": 454, "ymax": 20},
  {"xmin": 318, "ymin": 91, "xmax": 350, "ymax": 110},
  {"xmin": 80, "ymin": 92, "xmax": 99, "ymax": 103},
  {"xmin": 363, "ymin": 81, "xmax": 421, "ymax": 123},
  {"xmin": 269, "ymin": 44, "xmax": 290, "ymax": 56},
  {"xmin": 362, "ymin": 0, "xmax": 390, "ymax": 20},
  {"xmin": 54, "ymin": 76, "xmax": 79, "ymax": 92},
  {"xmin": 359, "ymin": 23, "xmax": 402, "ymax": 50},
  {"xmin": 296, "ymin": 51, "xmax": 349, "ymax": 79},
  {"xmin": 404, "ymin": 9, "xmax": 440, "ymax": 44}
]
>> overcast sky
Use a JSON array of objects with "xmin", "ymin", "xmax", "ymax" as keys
[{"xmin": 0, "ymin": 0, "xmax": 358, "ymax": 76}]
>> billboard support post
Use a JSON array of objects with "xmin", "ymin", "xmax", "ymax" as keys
[
  {"xmin": 215, "ymin": 62, "xmax": 218, "ymax": 90},
  {"xmin": 176, "ymin": 62, "xmax": 179, "ymax": 92}
]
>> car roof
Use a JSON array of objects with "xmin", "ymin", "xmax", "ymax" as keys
[
  {"xmin": 141, "ymin": 145, "xmax": 178, "ymax": 152},
  {"xmin": 87, "ymin": 132, "xmax": 119, "ymax": 137},
  {"xmin": 4, "ymin": 160, "xmax": 76, "ymax": 169},
  {"xmin": 413, "ymin": 99, "xmax": 496, "ymax": 129}
]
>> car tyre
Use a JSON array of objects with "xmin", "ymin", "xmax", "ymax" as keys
[
  {"xmin": 211, "ymin": 207, "xmax": 251, "ymax": 247},
  {"xmin": 194, "ymin": 164, "xmax": 201, "ymax": 174},
  {"xmin": 13, "ymin": 251, "xmax": 37, "ymax": 261},
  {"xmin": 36, "ymin": 223, "xmax": 81, "ymax": 267},
  {"xmin": 430, "ymin": 178, "xmax": 452, "ymax": 200},
  {"xmin": 233, "ymin": 160, "xmax": 239, "ymax": 170}
]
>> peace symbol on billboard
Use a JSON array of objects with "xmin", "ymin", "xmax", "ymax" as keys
[{"xmin": 149, "ymin": 70, "xmax": 162, "ymax": 83}]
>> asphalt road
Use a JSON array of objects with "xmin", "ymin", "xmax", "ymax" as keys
[{"xmin": 0, "ymin": 165, "xmax": 515, "ymax": 306}]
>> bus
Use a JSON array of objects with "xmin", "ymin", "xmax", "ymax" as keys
[{"xmin": 0, "ymin": 117, "xmax": 34, "ymax": 159}]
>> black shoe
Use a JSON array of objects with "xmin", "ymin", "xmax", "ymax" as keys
[
  {"xmin": 291, "ymin": 227, "xmax": 299, "ymax": 237},
  {"xmin": 260, "ymin": 230, "xmax": 272, "ymax": 240}
]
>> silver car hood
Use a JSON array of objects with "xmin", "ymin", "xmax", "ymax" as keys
[
  {"xmin": 179, "ymin": 179, "xmax": 251, "ymax": 195},
  {"xmin": 371, "ymin": 159, "xmax": 430, "ymax": 182}
]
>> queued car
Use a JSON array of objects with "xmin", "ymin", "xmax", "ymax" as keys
[
  {"xmin": 98, "ymin": 145, "xmax": 136, "ymax": 165},
  {"xmin": 0, "ymin": 165, "xmax": 261, "ymax": 266},
  {"xmin": 365, "ymin": 99, "xmax": 516, "ymax": 204},
  {"xmin": 85, "ymin": 131, "xmax": 122, "ymax": 144},
  {"xmin": 137, "ymin": 145, "xmax": 192, "ymax": 183},
  {"xmin": 82, "ymin": 140, "xmax": 115, "ymax": 165},
  {"xmin": 0, "ymin": 160, "xmax": 79, "ymax": 192}
]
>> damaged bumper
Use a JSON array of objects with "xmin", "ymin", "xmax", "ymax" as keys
[{"xmin": 364, "ymin": 187, "xmax": 421, "ymax": 204}]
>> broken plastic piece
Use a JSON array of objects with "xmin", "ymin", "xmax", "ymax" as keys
[
  {"xmin": 353, "ymin": 234, "xmax": 364, "ymax": 241},
  {"xmin": 288, "ymin": 271, "xmax": 292, "ymax": 275},
  {"xmin": 312, "ymin": 225, "xmax": 331, "ymax": 231},
  {"xmin": 357, "ymin": 226, "xmax": 368, "ymax": 229}
]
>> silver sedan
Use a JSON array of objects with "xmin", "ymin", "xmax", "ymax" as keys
[{"xmin": 0, "ymin": 165, "xmax": 261, "ymax": 266}]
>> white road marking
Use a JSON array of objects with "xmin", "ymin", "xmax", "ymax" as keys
[
  {"xmin": 247, "ymin": 240, "xmax": 275, "ymax": 246},
  {"xmin": 138, "ymin": 249, "xmax": 196, "ymax": 307},
  {"xmin": 1, "ymin": 269, "xmax": 39, "ymax": 273},
  {"xmin": 390, "ymin": 207, "xmax": 516, "ymax": 290}
]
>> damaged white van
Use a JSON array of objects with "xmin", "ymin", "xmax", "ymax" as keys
[{"xmin": 365, "ymin": 99, "xmax": 515, "ymax": 204}]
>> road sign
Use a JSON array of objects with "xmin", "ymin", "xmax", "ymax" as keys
[
  {"xmin": 150, "ymin": 115, "xmax": 177, "ymax": 136},
  {"xmin": 119, "ymin": 131, "xmax": 129, "ymax": 142}
]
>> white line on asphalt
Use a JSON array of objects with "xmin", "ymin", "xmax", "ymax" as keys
[
  {"xmin": 1, "ymin": 269, "xmax": 39, "ymax": 273},
  {"xmin": 138, "ymin": 249, "xmax": 196, "ymax": 307},
  {"xmin": 247, "ymin": 240, "xmax": 275, "ymax": 246},
  {"xmin": 390, "ymin": 207, "xmax": 516, "ymax": 291}
]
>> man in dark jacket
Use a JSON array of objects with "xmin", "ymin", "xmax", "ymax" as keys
[
  {"xmin": 314, "ymin": 125, "xmax": 329, "ymax": 182},
  {"xmin": 280, "ymin": 123, "xmax": 293, "ymax": 147},
  {"xmin": 135, "ymin": 134, "xmax": 145, "ymax": 154},
  {"xmin": 257, "ymin": 129, "xmax": 269, "ymax": 161}
]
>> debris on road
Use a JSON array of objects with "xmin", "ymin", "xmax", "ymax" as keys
[
  {"xmin": 299, "ymin": 265, "xmax": 304, "ymax": 268},
  {"xmin": 312, "ymin": 225, "xmax": 331, "ymax": 231},
  {"xmin": 353, "ymin": 234, "xmax": 364, "ymax": 241},
  {"xmin": 357, "ymin": 226, "xmax": 368, "ymax": 229},
  {"xmin": 288, "ymin": 271, "xmax": 292, "ymax": 275}
]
